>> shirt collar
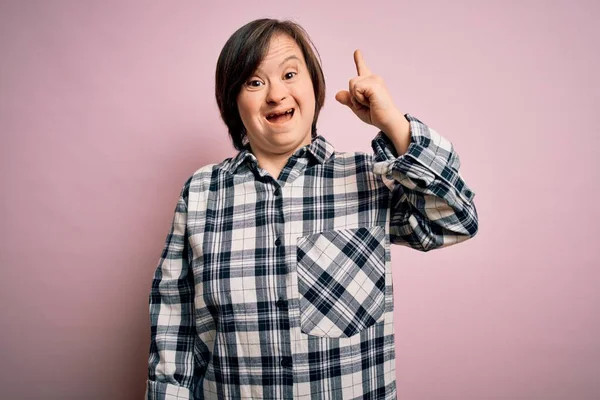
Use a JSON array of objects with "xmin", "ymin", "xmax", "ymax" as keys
[{"xmin": 224, "ymin": 135, "xmax": 335, "ymax": 174}]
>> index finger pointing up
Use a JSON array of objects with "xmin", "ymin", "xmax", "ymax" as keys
[{"xmin": 354, "ymin": 49, "xmax": 371, "ymax": 76}]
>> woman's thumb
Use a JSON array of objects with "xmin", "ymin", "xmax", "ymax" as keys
[{"xmin": 335, "ymin": 90, "xmax": 352, "ymax": 108}]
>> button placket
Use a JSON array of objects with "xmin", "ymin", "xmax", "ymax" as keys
[
  {"xmin": 280, "ymin": 356, "xmax": 292, "ymax": 368},
  {"xmin": 272, "ymin": 181, "xmax": 292, "ymax": 367},
  {"xmin": 275, "ymin": 298, "xmax": 286, "ymax": 309}
]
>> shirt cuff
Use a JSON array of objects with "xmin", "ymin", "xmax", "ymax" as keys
[
  {"xmin": 146, "ymin": 380, "xmax": 192, "ymax": 400},
  {"xmin": 371, "ymin": 113, "xmax": 475, "ymax": 203}
]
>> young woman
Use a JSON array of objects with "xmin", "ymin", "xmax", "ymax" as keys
[{"xmin": 146, "ymin": 18, "xmax": 478, "ymax": 400}]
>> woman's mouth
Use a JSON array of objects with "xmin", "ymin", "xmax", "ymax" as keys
[{"xmin": 265, "ymin": 108, "xmax": 295, "ymax": 124}]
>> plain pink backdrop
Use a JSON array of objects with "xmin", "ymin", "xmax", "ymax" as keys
[{"xmin": 1, "ymin": 1, "xmax": 598, "ymax": 399}]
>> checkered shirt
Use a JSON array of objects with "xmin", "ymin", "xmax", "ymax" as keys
[{"xmin": 146, "ymin": 114, "xmax": 479, "ymax": 399}]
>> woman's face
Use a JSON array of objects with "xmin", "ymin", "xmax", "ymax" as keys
[{"xmin": 237, "ymin": 34, "xmax": 316, "ymax": 158}]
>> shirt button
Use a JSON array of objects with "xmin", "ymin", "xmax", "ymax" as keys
[
  {"xmin": 280, "ymin": 356, "xmax": 292, "ymax": 368},
  {"xmin": 276, "ymin": 298, "xmax": 286, "ymax": 308},
  {"xmin": 274, "ymin": 188, "xmax": 281, "ymax": 196},
  {"xmin": 275, "ymin": 238, "xmax": 281, "ymax": 246}
]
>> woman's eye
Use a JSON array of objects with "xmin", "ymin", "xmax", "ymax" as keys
[
  {"xmin": 284, "ymin": 72, "xmax": 297, "ymax": 80},
  {"xmin": 247, "ymin": 80, "xmax": 263, "ymax": 87}
]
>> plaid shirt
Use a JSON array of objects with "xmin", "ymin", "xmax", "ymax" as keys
[{"xmin": 146, "ymin": 114, "xmax": 478, "ymax": 399}]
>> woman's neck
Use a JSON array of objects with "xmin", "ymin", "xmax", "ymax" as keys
[
  {"xmin": 247, "ymin": 135, "xmax": 312, "ymax": 180},
  {"xmin": 253, "ymin": 150, "xmax": 294, "ymax": 180}
]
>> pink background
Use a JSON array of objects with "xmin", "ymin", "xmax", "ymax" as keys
[{"xmin": 1, "ymin": 1, "xmax": 598, "ymax": 399}]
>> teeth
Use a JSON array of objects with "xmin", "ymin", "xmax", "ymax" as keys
[{"xmin": 267, "ymin": 109, "xmax": 293, "ymax": 119}]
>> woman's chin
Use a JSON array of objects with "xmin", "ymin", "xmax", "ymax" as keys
[{"xmin": 266, "ymin": 132, "xmax": 310, "ymax": 152}]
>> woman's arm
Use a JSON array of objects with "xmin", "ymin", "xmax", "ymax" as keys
[
  {"xmin": 372, "ymin": 114, "xmax": 479, "ymax": 251},
  {"xmin": 146, "ymin": 177, "xmax": 197, "ymax": 400}
]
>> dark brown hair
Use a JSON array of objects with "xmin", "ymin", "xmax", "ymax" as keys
[{"xmin": 215, "ymin": 19, "xmax": 326, "ymax": 151}]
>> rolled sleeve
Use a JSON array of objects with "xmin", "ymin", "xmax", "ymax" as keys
[{"xmin": 372, "ymin": 113, "xmax": 479, "ymax": 251}]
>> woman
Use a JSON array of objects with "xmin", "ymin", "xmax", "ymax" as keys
[{"xmin": 146, "ymin": 18, "xmax": 478, "ymax": 400}]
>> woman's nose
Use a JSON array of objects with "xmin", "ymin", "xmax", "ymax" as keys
[{"xmin": 266, "ymin": 81, "xmax": 287, "ymax": 103}]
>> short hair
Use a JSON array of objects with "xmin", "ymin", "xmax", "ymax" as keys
[{"xmin": 215, "ymin": 19, "xmax": 326, "ymax": 151}]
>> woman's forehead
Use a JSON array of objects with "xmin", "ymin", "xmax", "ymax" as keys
[{"xmin": 257, "ymin": 34, "xmax": 305, "ymax": 69}]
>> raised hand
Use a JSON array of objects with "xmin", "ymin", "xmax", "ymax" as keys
[{"xmin": 335, "ymin": 50, "xmax": 409, "ymax": 148}]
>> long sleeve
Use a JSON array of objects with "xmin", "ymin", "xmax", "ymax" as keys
[
  {"xmin": 146, "ymin": 177, "xmax": 196, "ymax": 400},
  {"xmin": 372, "ymin": 113, "xmax": 479, "ymax": 251}
]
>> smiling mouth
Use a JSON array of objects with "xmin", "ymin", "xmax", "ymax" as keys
[{"xmin": 265, "ymin": 108, "xmax": 295, "ymax": 124}]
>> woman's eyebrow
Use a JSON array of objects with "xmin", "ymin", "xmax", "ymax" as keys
[{"xmin": 279, "ymin": 55, "xmax": 301, "ymax": 67}]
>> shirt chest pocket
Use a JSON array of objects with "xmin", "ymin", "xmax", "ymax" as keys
[{"xmin": 296, "ymin": 226, "xmax": 387, "ymax": 338}]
